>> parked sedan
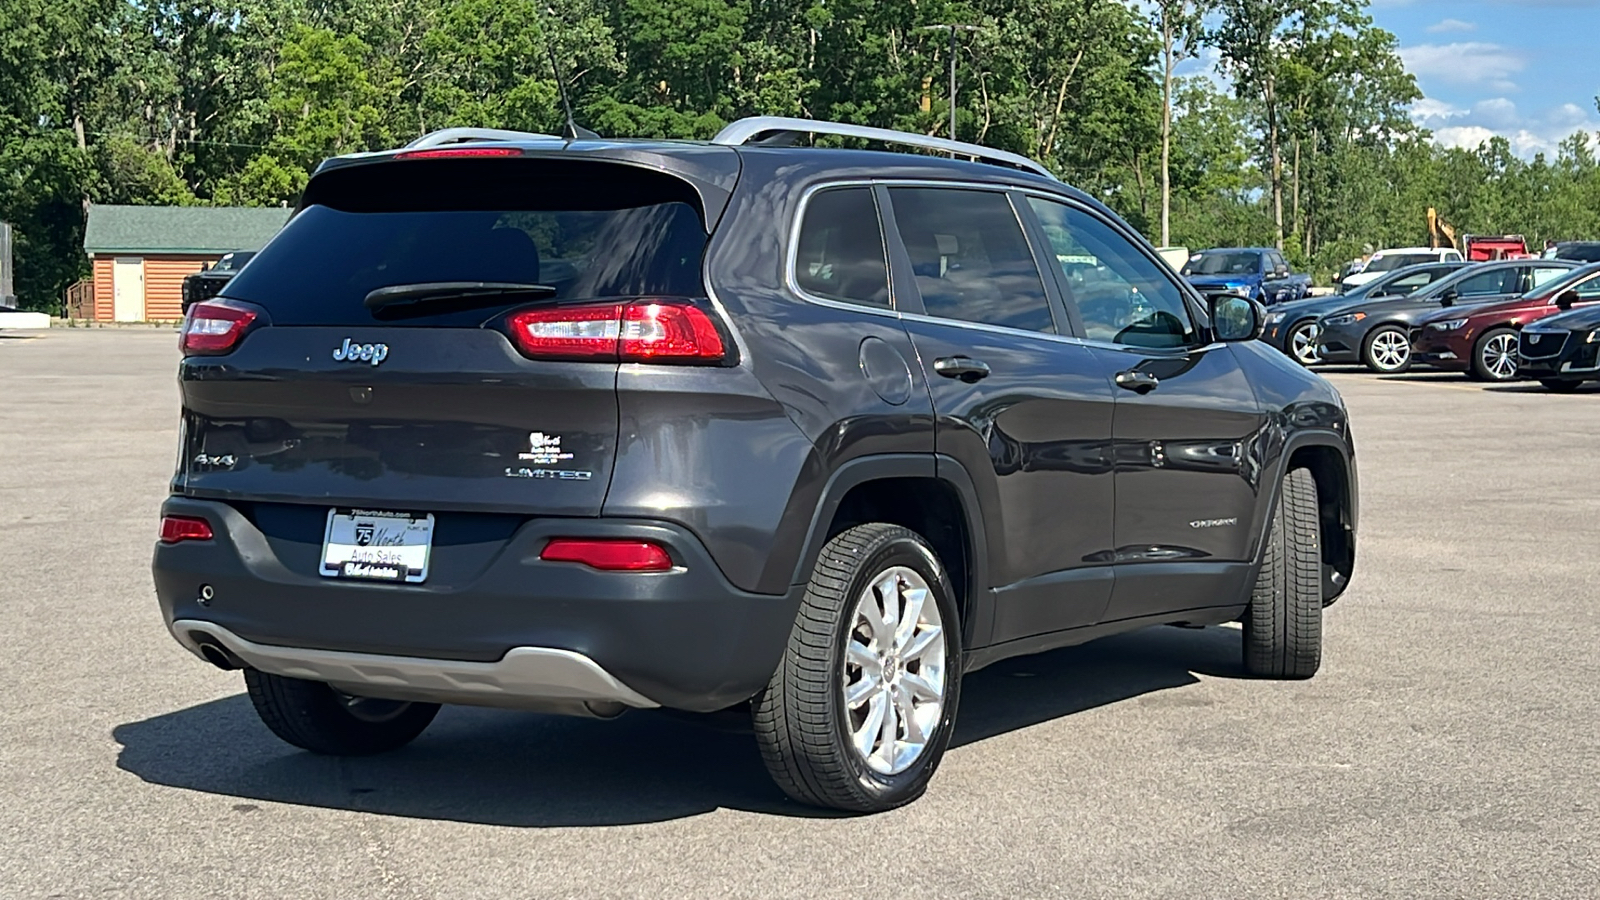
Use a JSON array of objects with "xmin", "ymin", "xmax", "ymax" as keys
[
  {"xmin": 1518, "ymin": 303, "xmax": 1600, "ymax": 391},
  {"xmin": 1262, "ymin": 261, "xmax": 1471, "ymax": 365},
  {"xmin": 1316, "ymin": 259, "xmax": 1579, "ymax": 373},
  {"xmin": 1411, "ymin": 262, "xmax": 1600, "ymax": 381}
]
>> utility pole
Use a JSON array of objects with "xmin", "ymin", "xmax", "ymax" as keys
[{"xmin": 919, "ymin": 24, "xmax": 982, "ymax": 144}]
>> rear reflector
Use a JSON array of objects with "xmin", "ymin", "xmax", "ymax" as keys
[
  {"xmin": 540, "ymin": 539, "xmax": 673, "ymax": 572},
  {"xmin": 504, "ymin": 300, "xmax": 727, "ymax": 363},
  {"xmin": 394, "ymin": 147, "xmax": 524, "ymax": 160},
  {"xmin": 182, "ymin": 300, "xmax": 261, "ymax": 356},
  {"xmin": 160, "ymin": 515, "xmax": 215, "ymax": 544}
]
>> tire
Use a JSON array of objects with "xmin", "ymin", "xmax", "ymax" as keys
[
  {"xmin": 1471, "ymin": 327, "xmax": 1520, "ymax": 382},
  {"xmin": 753, "ymin": 523, "xmax": 962, "ymax": 813},
  {"xmin": 1286, "ymin": 320, "xmax": 1320, "ymax": 366},
  {"xmin": 244, "ymin": 669, "xmax": 439, "ymax": 755},
  {"xmin": 1243, "ymin": 467, "xmax": 1322, "ymax": 680},
  {"xmin": 1361, "ymin": 325, "xmax": 1411, "ymax": 374},
  {"xmin": 1539, "ymin": 378, "xmax": 1582, "ymax": 393}
]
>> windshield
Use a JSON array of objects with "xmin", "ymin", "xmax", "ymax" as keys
[
  {"xmin": 1364, "ymin": 253, "xmax": 1434, "ymax": 273},
  {"xmin": 1182, "ymin": 251, "xmax": 1261, "ymax": 276}
]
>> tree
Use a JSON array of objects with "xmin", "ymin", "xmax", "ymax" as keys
[
  {"xmin": 1214, "ymin": 0, "xmax": 1293, "ymax": 250},
  {"xmin": 1151, "ymin": 0, "xmax": 1200, "ymax": 247}
]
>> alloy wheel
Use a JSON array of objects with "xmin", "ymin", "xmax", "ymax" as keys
[
  {"xmin": 1369, "ymin": 329, "xmax": 1410, "ymax": 372},
  {"xmin": 1289, "ymin": 322, "xmax": 1319, "ymax": 365},
  {"xmin": 1480, "ymin": 333, "xmax": 1518, "ymax": 380},
  {"xmin": 843, "ymin": 566, "xmax": 947, "ymax": 775}
]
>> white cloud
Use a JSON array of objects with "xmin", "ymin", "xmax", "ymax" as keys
[
  {"xmin": 1427, "ymin": 18, "xmax": 1477, "ymax": 33},
  {"xmin": 1433, "ymin": 125, "xmax": 1500, "ymax": 150},
  {"xmin": 1417, "ymin": 95, "xmax": 1600, "ymax": 157},
  {"xmin": 1471, "ymin": 98, "xmax": 1520, "ymax": 130},
  {"xmin": 1400, "ymin": 42, "xmax": 1525, "ymax": 92},
  {"xmin": 1410, "ymin": 98, "xmax": 1465, "ymax": 126}
]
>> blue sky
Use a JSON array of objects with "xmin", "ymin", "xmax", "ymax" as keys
[
  {"xmin": 1375, "ymin": 0, "xmax": 1600, "ymax": 156},
  {"xmin": 1174, "ymin": 0, "xmax": 1600, "ymax": 158}
]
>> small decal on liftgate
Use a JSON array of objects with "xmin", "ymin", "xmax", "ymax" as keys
[
  {"xmin": 518, "ymin": 432, "xmax": 575, "ymax": 465},
  {"xmin": 192, "ymin": 452, "xmax": 237, "ymax": 469},
  {"xmin": 1189, "ymin": 517, "xmax": 1238, "ymax": 529},
  {"xmin": 506, "ymin": 431, "xmax": 590, "ymax": 480}
]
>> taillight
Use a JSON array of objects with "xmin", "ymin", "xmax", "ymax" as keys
[
  {"xmin": 503, "ymin": 300, "xmax": 728, "ymax": 363},
  {"xmin": 182, "ymin": 300, "xmax": 262, "ymax": 356},
  {"xmin": 540, "ymin": 539, "xmax": 673, "ymax": 572},
  {"xmin": 394, "ymin": 146, "xmax": 524, "ymax": 160},
  {"xmin": 160, "ymin": 515, "xmax": 214, "ymax": 544}
]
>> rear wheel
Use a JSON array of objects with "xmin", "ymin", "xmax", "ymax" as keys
[
  {"xmin": 1243, "ymin": 467, "xmax": 1322, "ymax": 680},
  {"xmin": 1472, "ymin": 327, "xmax": 1519, "ymax": 381},
  {"xmin": 753, "ymin": 523, "xmax": 961, "ymax": 813},
  {"xmin": 1361, "ymin": 325, "xmax": 1411, "ymax": 374},
  {"xmin": 1539, "ymin": 378, "xmax": 1583, "ymax": 393},
  {"xmin": 1286, "ymin": 320, "xmax": 1320, "ymax": 366},
  {"xmin": 244, "ymin": 669, "xmax": 439, "ymax": 755}
]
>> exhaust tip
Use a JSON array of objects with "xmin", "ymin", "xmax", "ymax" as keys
[{"xmin": 191, "ymin": 636, "xmax": 241, "ymax": 670}]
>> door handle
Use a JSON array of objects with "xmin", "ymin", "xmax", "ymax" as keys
[
  {"xmin": 933, "ymin": 356, "xmax": 991, "ymax": 382},
  {"xmin": 1115, "ymin": 369, "xmax": 1159, "ymax": 394}
]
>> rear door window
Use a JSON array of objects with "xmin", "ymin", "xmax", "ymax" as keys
[
  {"xmin": 221, "ymin": 159, "xmax": 709, "ymax": 327},
  {"xmin": 886, "ymin": 187, "xmax": 1055, "ymax": 333},
  {"xmin": 793, "ymin": 187, "xmax": 890, "ymax": 308}
]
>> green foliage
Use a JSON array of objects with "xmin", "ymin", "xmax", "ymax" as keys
[{"xmin": 0, "ymin": 0, "xmax": 1597, "ymax": 311}]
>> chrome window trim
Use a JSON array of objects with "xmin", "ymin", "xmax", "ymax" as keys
[
  {"xmin": 784, "ymin": 177, "xmax": 1213, "ymax": 348},
  {"xmin": 784, "ymin": 180, "xmax": 902, "ymax": 321}
]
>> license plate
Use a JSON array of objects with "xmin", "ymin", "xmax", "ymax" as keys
[{"xmin": 319, "ymin": 508, "xmax": 434, "ymax": 583}]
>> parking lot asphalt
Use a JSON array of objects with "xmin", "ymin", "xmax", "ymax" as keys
[{"xmin": 1, "ymin": 328, "xmax": 1596, "ymax": 899}]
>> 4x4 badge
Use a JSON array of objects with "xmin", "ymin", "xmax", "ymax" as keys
[{"xmin": 333, "ymin": 338, "xmax": 389, "ymax": 366}]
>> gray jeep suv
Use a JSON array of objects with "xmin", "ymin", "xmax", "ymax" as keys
[{"xmin": 153, "ymin": 118, "xmax": 1358, "ymax": 813}]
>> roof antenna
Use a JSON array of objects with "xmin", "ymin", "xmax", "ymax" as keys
[{"xmin": 544, "ymin": 24, "xmax": 599, "ymax": 141}]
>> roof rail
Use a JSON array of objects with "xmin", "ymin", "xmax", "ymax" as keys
[
  {"xmin": 712, "ymin": 116, "xmax": 1055, "ymax": 180},
  {"xmin": 404, "ymin": 127, "xmax": 563, "ymax": 150}
]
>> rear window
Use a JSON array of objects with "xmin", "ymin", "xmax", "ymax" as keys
[{"xmin": 221, "ymin": 158, "xmax": 710, "ymax": 326}]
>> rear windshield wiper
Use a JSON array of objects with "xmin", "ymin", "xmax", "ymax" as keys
[{"xmin": 364, "ymin": 281, "xmax": 558, "ymax": 313}]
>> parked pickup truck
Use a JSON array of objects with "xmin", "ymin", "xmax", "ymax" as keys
[{"xmin": 1182, "ymin": 247, "xmax": 1311, "ymax": 305}]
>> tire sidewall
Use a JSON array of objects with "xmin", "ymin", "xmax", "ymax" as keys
[{"xmin": 829, "ymin": 532, "xmax": 963, "ymax": 808}]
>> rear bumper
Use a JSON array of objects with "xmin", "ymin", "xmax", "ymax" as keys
[
  {"xmin": 152, "ymin": 497, "xmax": 800, "ymax": 712},
  {"xmin": 172, "ymin": 621, "xmax": 657, "ymax": 713}
]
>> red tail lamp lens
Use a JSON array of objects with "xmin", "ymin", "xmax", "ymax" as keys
[
  {"xmin": 182, "ymin": 300, "xmax": 259, "ymax": 355},
  {"xmin": 540, "ymin": 539, "xmax": 673, "ymax": 572},
  {"xmin": 503, "ymin": 301, "xmax": 726, "ymax": 362},
  {"xmin": 619, "ymin": 302, "xmax": 726, "ymax": 361},
  {"xmin": 160, "ymin": 516, "xmax": 215, "ymax": 544}
]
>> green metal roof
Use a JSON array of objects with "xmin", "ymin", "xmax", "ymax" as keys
[{"xmin": 83, "ymin": 204, "xmax": 291, "ymax": 255}]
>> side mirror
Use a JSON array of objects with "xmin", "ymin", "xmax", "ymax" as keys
[
  {"xmin": 1556, "ymin": 290, "xmax": 1579, "ymax": 310},
  {"xmin": 1440, "ymin": 287, "xmax": 1460, "ymax": 307},
  {"xmin": 1275, "ymin": 267, "xmax": 1290, "ymax": 278},
  {"xmin": 1211, "ymin": 294, "xmax": 1265, "ymax": 342}
]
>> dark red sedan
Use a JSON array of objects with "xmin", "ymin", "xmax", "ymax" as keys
[{"xmin": 1411, "ymin": 262, "xmax": 1600, "ymax": 381}]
